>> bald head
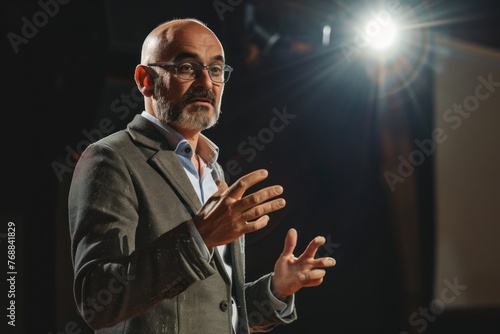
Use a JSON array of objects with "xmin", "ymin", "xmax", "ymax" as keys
[
  {"xmin": 140, "ymin": 18, "xmax": 224, "ymax": 65},
  {"xmin": 135, "ymin": 18, "xmax": 227, "ymax": 134}
]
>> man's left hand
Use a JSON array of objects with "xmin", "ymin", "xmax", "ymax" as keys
[{"xmin": 271, "ymin": 228, "xmax": 336, "ymax": 300}]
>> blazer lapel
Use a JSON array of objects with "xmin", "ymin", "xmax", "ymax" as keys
[
  {"xmin": 231, "ymin": 237, "xmax": 249, "ymax": 332},
  {"xmin": 230, "ymin": 237, "xmax": 245, "ymax": 298},
  {"xmin": 212, "ymin": 247, "xmax": 231, "ymax": 284},
  {"xmin": 150, "ymin": 150, "xmax": 202, "ymax": 215},
  {"xmin": 127, "ymin": 114, "xmax": 202, "ymax": 215}
]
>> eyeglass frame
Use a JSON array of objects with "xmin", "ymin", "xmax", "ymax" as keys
[{"xmin": 147, "ymin": 61, "xmax": 233, "ymax": 83}]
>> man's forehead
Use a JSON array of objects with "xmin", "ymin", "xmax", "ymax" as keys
[
  {"xmin": 163, "ymin": 26, "xmax": 224, "ymax": 58},
  {"xmin": 166, "ymin": 25, "xmax": 222, "ymax": 48}
]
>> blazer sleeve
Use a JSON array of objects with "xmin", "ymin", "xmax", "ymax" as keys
[
  {"xmin": 68, "ymin": 142, "xmax": 216, "ymax": 330},
  {"xmin": 244, "ymin": 273, "xmax": 298, "ymax": 332}
]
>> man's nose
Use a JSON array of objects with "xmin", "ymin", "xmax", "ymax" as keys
[{"xmin": 194, "ymin": 68, "xmax": 213, "ymax": 90}]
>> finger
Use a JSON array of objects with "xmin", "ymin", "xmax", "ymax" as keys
[
  {"xmin": 240, "ymin": 215, "xmax": 270, "ymax": 233},
  {"xmin": 214, "ymin": 179, "xmax": 229, "ymax": 196},
  {"xmin": 299, "ymin": 236, "xmax": 326, "ymax": 259},
  {"xmin": 300, "ymin": 278, "xmax": 325, "ymax": 287},
  {"xmin": 298, "ymin": 269, "xmax": 326, "ymax": 282},
  {"xmin": 281, "ymin": 228, "xmax": 298, "ymax": 257},
  {"xmin": 214, "ymin": 179, "xmax": 228, "ymax": 192},
  {"xmin": 225, "ymin": 169, "xmax": 269, "ymax": 200},
  {"xmin": 311, "ymin": 257, "xmax": 336, "ymax": 268},
  {"xmin": 240, "ymin": 198, "xmax": 286, "ymax": 222},
  {"xmin": 202, "ymin": 180, "xmax": 229, "ymax": 217},
  {"xmin": 238, "ymin": 185, "xmax": 284, "ymax": 211}
]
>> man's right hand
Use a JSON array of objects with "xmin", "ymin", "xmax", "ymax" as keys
[{"xmin": 193, "ymin": 169, "xmax": 286, "ymax": 248}]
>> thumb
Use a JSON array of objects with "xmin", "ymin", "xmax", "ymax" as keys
[
  {"xmin": 199, "ymin": 179, "xmax": 228, "ymax": 218},
  {"xmin": 214, "ymin": 179, "xmax": 228, "ymax": 195},
  {"xmin": 281, "ymin": 228, "xmax": 298, "ymax": 256}
]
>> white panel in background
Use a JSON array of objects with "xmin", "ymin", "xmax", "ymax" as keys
[{"xmin": 433, "ymin": 35, "xmax": 500, "ymax": 308}]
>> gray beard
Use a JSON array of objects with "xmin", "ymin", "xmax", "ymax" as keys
[{"xmin": 153, "ymin": 80, "xmax": 220, "ymax": 131}]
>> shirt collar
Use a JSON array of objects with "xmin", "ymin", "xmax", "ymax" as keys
[{"xmin": 141, "ymin": 111, "xmax": 219, "ymax": 166}]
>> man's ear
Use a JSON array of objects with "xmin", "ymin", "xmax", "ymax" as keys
[{"xmin": 134, "ymin": 65, "xmax": 156, "ymax": 97}]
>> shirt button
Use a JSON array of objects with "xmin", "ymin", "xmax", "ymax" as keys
[
  {"xmin": 184, "ymin": 147, "xmax": 191, "ymax": 154},
  {"xmin": 219, "ymin": 300, "xmax": 229, "ymax": 312}
]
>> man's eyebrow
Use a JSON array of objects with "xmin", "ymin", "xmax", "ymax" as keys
[
  {"xmin": 213, "ymin": 55, "xmax": 225, "ymax": 62},
  {"xmin": 173, "ymin": 52, "xmax": 225, "ymax": 63}
]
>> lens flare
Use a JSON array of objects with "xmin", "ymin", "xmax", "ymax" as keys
[{"xmin": 368, "ymin": 21, "xmax": 398, "ymax": 51}]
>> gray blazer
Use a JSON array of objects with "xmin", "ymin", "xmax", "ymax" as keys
[{"xmin": 68, "ymin": 114, "xmax": 297, "ymax": 334}]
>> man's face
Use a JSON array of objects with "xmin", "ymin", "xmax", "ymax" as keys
[{"xmin": 151, "ymin": 24, "xmax": 225, "ymax": 132}]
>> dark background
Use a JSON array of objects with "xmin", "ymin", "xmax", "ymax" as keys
[{"xmin": 2, "ymin": 0, "xmax": 500, "ymax": 333}]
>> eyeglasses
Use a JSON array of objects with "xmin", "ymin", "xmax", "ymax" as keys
[{"xmin": 147, "ymin": 61, "xmax": 233, "ymax": 83}]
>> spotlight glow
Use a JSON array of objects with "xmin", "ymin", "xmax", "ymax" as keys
[{"xmin": 368, "ymin": 21, "xmax": 398, "ymax": 51}]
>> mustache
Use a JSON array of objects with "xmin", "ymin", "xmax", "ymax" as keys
[{"xmin": 182, "ymin": 89, "xmax": 216, "ymax": 106}]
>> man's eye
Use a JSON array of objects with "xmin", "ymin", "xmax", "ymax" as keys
[
  {"xmin": 210, "ymin": 65, "xmax": 223, "ymax": 76},
  {"xmin": 178, "ymin": 64, "xmax": 194, "ymax": 72}
]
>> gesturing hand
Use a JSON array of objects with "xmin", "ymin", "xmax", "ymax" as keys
[
  {"xmin": 271, "ymin": 228, "xmax": 336, "ymax": 300},
  {"xmin": 193, "ymin": 169, "xmax": 286, "ymax": 248}
]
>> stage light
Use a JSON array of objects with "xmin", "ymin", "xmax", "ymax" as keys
[
  {"xmin": 367, "ymin": 21, "xmax": 398, "ymax": 51},
  {"xmin": 355, "ymin": 9, "xmax": 400, "ymax": 54}
]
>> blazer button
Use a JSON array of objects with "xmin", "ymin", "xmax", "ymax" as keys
[{"xmin": 219, "ymin": 300, "xmax": 229, "ymax": 312}]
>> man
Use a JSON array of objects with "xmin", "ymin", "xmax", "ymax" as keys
[{"xmin": 68, "ymin": 18, "xmax": 335, "ymax": 333}]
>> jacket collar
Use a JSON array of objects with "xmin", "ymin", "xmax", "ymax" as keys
[
  {"xmin": 126, "ymin": 114, "xmax": 171, "ymax": 151},
  {"xmin": 140, "ymin": 111, "xmax": 220, "ymax": 167}
]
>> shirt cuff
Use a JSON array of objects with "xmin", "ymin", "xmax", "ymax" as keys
[{"xmin": 267, "ymin": 275, "xmax": 295, "ymax": 317}]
